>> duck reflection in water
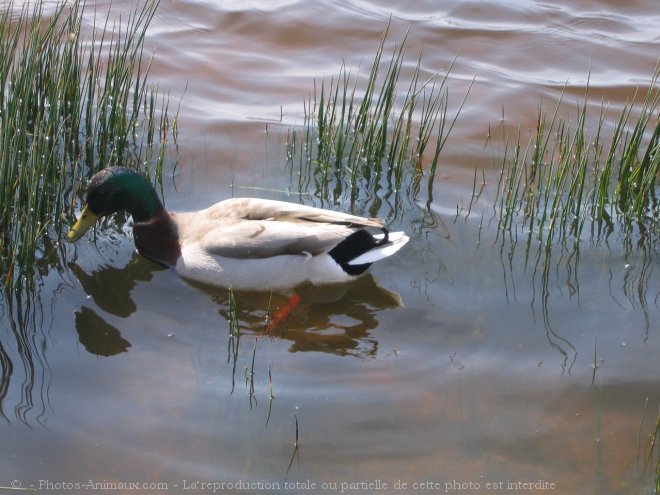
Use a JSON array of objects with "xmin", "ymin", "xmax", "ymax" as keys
[
  {"xmin": 74, "ymin": 307, "xmax": 132, "ymax": 357},
  {"xmin": 69, "ymin": 254, "xmax": 163, "ymax": 318},
  {"xmin": 70, "ymin": 254, "xmax": 163, "ymax": 357},
  {"xmin": 71, "ymin": 253, "xmax": 403, "ymax": 358},
  {"xmin": 205, "ymin": 275, "xmax": 403, "ymax": 358}
]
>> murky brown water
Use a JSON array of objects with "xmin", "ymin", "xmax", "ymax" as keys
[{"xmin": 1, "ymin": 1, "xmax": 659, "ymax": 494}]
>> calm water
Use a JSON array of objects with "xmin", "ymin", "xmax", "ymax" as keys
[{"xmin": 1, "ymin": 1, "xmax": 659, "ymax": 494}]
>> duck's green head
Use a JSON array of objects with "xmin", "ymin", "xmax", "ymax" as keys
[{"xmin": 67, "ymin": 167, "xmax": 162, "ymax": 242}]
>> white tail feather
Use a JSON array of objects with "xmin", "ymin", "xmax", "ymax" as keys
[{"xmin": 347, "ymin": 231, "xmax": 409, "ymax": 265}]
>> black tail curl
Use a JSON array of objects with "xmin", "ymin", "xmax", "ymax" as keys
[{"xmin": 328, "ymin": 227, "xmax": 390, "ymax": 276}]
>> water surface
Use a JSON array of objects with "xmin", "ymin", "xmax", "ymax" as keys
[{"xmin": 1, "ymin": 1, "xmax": 658, "ymax": 494}]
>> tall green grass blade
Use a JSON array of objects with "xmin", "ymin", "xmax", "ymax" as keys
[
  {"xmin": 287, "ymin": 29, "xmax": 468, "ymax": 219},
  {"xmin": 496, "ymin": 65, "xmax": 660, "ymax": 246}
]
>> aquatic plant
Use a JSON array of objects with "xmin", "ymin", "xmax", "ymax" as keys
[
  {"xmin": 0, "ymin": 0, "xmax": 173, "ymax": 425},
  {"xmin": 286, "ymin": 27, "xmax": 469, "ymax": 218},
  {"xmin": 492, "ymin": 69, "xmax": 659, "ymax": 367},
  {"xmin": 495, "ymin": 66, "xmax": 660, "ymax": 246},
  {"xmin": 0, "ymin": 0, "xmax": 173, "ymax": 289}
]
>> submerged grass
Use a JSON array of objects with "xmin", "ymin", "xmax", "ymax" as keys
[
  {"xmin": 286, "ymin": 26, "xmax": 469, "ymax": 217},
  {"xmin": 0, "ymin": 0, "xmax": 173, "ymax": 289},
  {"xmin": 495, "ymin": 66, "xmax": 660, "ymax": 246}
]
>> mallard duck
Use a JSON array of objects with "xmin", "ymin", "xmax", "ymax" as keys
[{"xmin": 67, "ymin": 166, "xmax": 409, "ymax": 291}]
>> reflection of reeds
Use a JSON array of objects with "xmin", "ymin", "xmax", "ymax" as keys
[
  {"xmin": 224, "ymin": 289, "xmax": 266, "ymax": 408},
  {"xmin": 0, "ymin": 0, "xmax": 172, "ymax": 289},
  {"xmin": 287, "ymin": 26, "xmax": 469, "ymax": 218},
  {"xmin": 227, "ymin": 287, "xmax": 240, "ymax": 336},
  {"xmin": 265, "ymin": 365, "xmax": 274, "ymax": 427},
  {"xmin": 247, "ymin": 337, "xmax": 257, "ymax": 408},
  {"xmin": 496, "ymin": 67, "xmax": 659, "ymax": 246},
  {"xmin": 226, "ymin": 287, "xmax": 240, "ymax": 393},
  {"xmin": 0, "ymin": 288, "xmax": 51, "ymax": 426},
  {"xmin": 285, "ymin": 414, "xmax": 300, "ymax": 476}
]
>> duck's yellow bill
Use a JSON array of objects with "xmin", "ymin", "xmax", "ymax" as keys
[{"xmin": 67, "ymin": 205, "xmax": 98, "ymax": 242}]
